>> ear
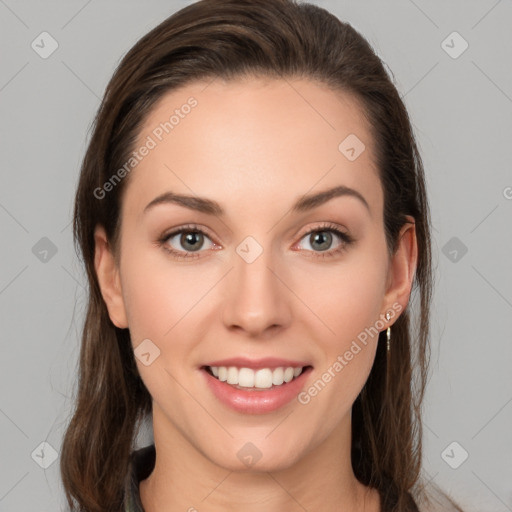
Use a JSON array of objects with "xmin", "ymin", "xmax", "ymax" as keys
[
  {"xmin": 94, "ymin": 225, "xmax": 128, "ymax": 329},
  {"xmin": 381, "ymin": 216, "xmax": 418, "ymax": 324}
]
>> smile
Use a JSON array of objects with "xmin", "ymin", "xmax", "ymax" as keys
[
  {"xmin": 201, "ymin": 359, "xmax": 313, "ymax": 414},
  {"xmin": 206, "ymin": 365, "xmax": 305, "ymax": 389}
]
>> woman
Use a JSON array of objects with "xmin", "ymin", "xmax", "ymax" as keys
[{"xmin": 60, "ymin": 0, "xmax": 465, "ymax": 510}]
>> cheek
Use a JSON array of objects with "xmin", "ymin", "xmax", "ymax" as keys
[
  {"xmin": 334, "ymin": 266, "xmax": 386, "ymax": 338},
  {"xmin": 296, "ymin": 270, "xmax": 385, "ymax": 436},
  {"xmin": 118, "ymin": 247, "xmax": 210, "ymax": 402},
  {"xmin": 120, "ymin": 244, "xmax": 210, "ymax": 342},
  {"xmin": 300, "ymin": 252, "xmax": 388, "ymax": 343},
  {"xmin": 297, "ymin": 245, "xmax": 388, "ymax": 403}
]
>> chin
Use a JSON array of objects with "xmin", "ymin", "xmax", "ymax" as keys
[{"xmin": 198, "ymin": 434, "xmax": 312, "ymax": 474}]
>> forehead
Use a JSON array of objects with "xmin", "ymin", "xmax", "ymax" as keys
[{"xmin": 123, "ymin": 77, "xmax": 381, "ymax": 219}]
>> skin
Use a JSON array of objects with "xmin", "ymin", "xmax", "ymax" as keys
[{"xmin": 94, "ymin": 77, "xmax": 417, "ymax": 512}]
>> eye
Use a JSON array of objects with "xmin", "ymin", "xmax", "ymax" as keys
[
  {"xmin": 295, "ymin": 223, "xmax": 354, "ymax": 258},
  {"xmin": 158, "ymin": 224, "xmax": 218, "ymax": 259},
  {"xmin": 157, "ymin": 222, "xmax": 354, "ymax": 260}
]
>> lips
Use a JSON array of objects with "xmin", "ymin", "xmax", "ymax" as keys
[{"xmin": 200, "ymin": 357, "xmax": 313, "ymax": 414}]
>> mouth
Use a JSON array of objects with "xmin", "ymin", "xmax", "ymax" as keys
[
  {"xmin": 200, "ymin": 361, "xmax": 313, "ymax": 414},
  {"xmin": 202, "ymin": 365, "xmax": 312, "ymax": 391}
]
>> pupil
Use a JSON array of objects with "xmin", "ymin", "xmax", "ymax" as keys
[
  {"xmin": 311, "ymin": 231, "xmax": 331, "ymax": 251},
  {"xmin": 181, "ymin": 232, "xmax": 203, "ymax": 251}
]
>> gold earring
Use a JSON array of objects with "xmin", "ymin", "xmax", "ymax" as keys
[{"xmin": 385, "ymin": 312, "xmax": 391, "ymax": 353}]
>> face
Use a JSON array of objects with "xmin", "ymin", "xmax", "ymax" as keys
[{"xmin": 95, "ymin": 77, "xmax": 415, "ymax": 473}]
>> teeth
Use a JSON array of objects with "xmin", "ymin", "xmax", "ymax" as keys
[
  {"xmin": 254, "ymin": 368, "xmax": 273, "ymax": 389},
  {"xmin": 208, "ymin": 366, "xmax": 304, "ymax": 389},
  {"xmin": 227, "ymin": 367, "xmax": 238, "ymax": 385},
  {"xmin": 218, "ymin": 366, "xmax": 227, "ymax": 382},
  {"xmin": 239, "ymin": 367, "xmax": 255, "ymax": 387},
  {"xmin": 272, "ymin": 367, "xmax": 284, "ymax": 385}
]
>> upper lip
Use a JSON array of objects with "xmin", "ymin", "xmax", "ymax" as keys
[{"xmin": 203, "ymin": 357, "xmax": 312, "ymax": 370}]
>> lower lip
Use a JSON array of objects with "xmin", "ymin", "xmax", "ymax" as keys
[{"xmin": 202, "ymin": 367, "xmax": 312, "ymax": 414}]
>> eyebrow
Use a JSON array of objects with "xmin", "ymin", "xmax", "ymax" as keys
[{"xmin": 143, "ymin": 185, "xmax": 370, "ymax": 216}]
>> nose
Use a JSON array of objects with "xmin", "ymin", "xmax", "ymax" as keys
[{"xmin": 222, "ymin": 243, "xmax": 292, "ymax": 337}]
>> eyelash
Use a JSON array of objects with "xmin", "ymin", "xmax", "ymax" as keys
[{"xmin": 157, "ymin": 222, "xmax": 355, "ymax": 260}]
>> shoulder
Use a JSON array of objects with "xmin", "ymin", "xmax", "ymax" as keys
[
  {"xmin": 132, "ymin": 444, "xmax": 156, "ymax": 481},
  {"xmin": 123, "ymin": 444, "xmax": 156, "ymax": 512}
]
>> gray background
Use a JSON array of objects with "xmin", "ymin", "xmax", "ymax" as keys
[{"xmin": 0, "ymin": 0, "xmax": 511, "ymax": 510}]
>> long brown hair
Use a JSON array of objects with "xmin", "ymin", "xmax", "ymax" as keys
[{"xmin": 61, "ymin": 1, "xmax": 464, "ymax": 510}]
